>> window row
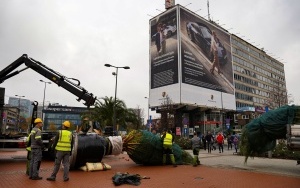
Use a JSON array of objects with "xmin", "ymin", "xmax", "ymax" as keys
[
  {"xmin": 235, "ymin": 92, "xmax": 253, "ymax": 102},
  {"xmin": 234, "ymin": 74, "xmax": 258, "ymax": 86},
  {"xmin": 233, "ymin": 56, "xmax": 286, "ymax": 87},
  {"xmin": 232, "ymin": 47, "xmax": 285, "ymax": 78},
  {"xmin": 235, "ymin": 83, "xmax": 270, "ymax": 102},
  {"xmin": 235, "ymin": 82, "xmax": 255, "ymax": 93},
  {"xmin": 236, "ymin": 101, "xmax": 253, "ymax": 108},
  {"xmin": 232, "ymin": 38, "xmax": 284, "ymax": 72}
]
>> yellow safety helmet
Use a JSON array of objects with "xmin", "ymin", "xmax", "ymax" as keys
[
  {"xmin": 34, "ymin": 118, "xmax": 43, "ymax": 124},
  {"xmin": 62, "ymin": 121, "xmax": 71, "ymax": 128}
]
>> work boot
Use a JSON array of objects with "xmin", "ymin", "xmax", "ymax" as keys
[
  {"xmin": 32, "ymin": 176, "xmax": 42, "ymax": 180},
  {"xmin": 170, "ymin": 154, "xmax": 177, "ymax": 167},
  {"xmin": 197, "ymin": 158, "xmax": 201, "ymax": 165},
  {"xmin": 193, "ymin": 156, "xmax": 198, "ymax": 167},
  {"xmin": 162, "ymin": 154, "xmax": 166, "ymax": 165},
  {"xmin": 47, "ymin": 177, "xmax": 56, "ymax": 181}
]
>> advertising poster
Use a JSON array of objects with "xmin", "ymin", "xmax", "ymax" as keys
[
  {"xmin": 180, "ymin": 8, "xmax": 234, "ymax": 94},
  {"xmin": 150, "ymin": 9, "xmax": 178, "ymax": 89}
]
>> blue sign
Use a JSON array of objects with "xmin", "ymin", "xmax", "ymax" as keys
[
  {"xmin": 265, "ymin": 106, "xmax": 269, "ymax": 112},
  {"xmin": 184, "ymin": 128, "xmax": 187, "ymax": 134}
]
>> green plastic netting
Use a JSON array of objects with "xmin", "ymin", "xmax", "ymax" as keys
[
  {"xmin": 123, "ymin": 130, "xmax": 193, "ymax": 165},
  {"xmin": 240, "ymin": 105, "xmax": 300, "ymax": 162}
]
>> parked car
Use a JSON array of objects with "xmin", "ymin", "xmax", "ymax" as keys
[
  {"xmin": 186, "ymin": 22, "xmax": 227, "ymax": 64},
  {"xmin": 18, "ymin": 136, "xmax": 27, "ymax": 148}
]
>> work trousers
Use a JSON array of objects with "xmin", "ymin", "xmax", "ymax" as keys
[
  {"xmin": 50, "ymin": 151, "xmax": 70, "ymax": 180},
  {"xmin": 30, "ymin": 148, "xmax": 42, "ymax": 178}
]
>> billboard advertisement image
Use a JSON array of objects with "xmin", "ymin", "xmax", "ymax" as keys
[
  {"xmin": 179, "ymin": 7, "xmax": 235, "ymax": 110},
  {"xmin": 149, "ymin": 5, "xmax": 235, "ymax": 110},
  {"xmin": 149, "ymin": 7, "xmax": 180, "ymax": 107}
]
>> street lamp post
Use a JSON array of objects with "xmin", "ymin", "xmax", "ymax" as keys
[
  {"xmin": 104, "ymin": 64, "xmax": 130, "ymax": 135},
  {"xmin": 15, "ymin": 95, "xmax": 25, "ymax": 131},
  {"xmin": 144, "ymin": 97, "xmax": 150, "ymax": 131},
  {"xmin": 40, "ymin": 80, "xmax": 51, "ymax": 121}
]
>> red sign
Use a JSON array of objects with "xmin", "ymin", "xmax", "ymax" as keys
[
  {"xmin": 196, "ymin": 121, "xmax": 222, "ymax": 125},
  {"xmin": 176, "ymin": 127, "xmax": 181, "ymax": 136}
]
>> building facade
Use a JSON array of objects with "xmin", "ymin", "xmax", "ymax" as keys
[
  {"xmin": 231, "ymin": 35, "xmax": 287, "ymax": 129},
  {"xmin": 232, "ymin": 35, "xmax": 287, "ymax": 111},
  {"xmin": 1, "ymin": 106, "xmax": 18, "ymax": 134},
  {"xmin": 43, "ymin": 104, "xmax": 89, "ymax": 130}
]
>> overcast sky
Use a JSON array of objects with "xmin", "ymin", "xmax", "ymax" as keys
[{"xmin": 0, "ymin": 0, "xmax": 299, "ymax": 120}]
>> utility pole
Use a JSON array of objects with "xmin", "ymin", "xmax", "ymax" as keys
[
  {"xmin": 40, "ymin": 80, "xmax": 51, "ymax": 121},
  {"xmin": 145, "ymin": 97, "xmax": 150, "ymax": 131},
  {"xmin": 104, "ymin": 64, "xmax": 130, "ymax": 135},
  {"xmin": 207, "ymin": 0, "xmax": 211, "ymax": 21}
]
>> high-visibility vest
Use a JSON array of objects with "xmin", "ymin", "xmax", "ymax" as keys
[
  {"xmin": 163, "ymin": 133, "xmax": 173, "ymax": 146},
  {"xmin": 26, "ymin": 133, "xmax": 31, "ymax": 151},
  {"xmin": 55, "ymin": 130, "xmax": 72, "ymax": 151}
]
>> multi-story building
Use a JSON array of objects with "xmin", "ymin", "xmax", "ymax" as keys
[
  {"xmin": 231, "ymin": 35, "xmax": 287, "ymax": 128},
  {"xmin": 1, "ymin": 97, "xmax": 34, "ymax": 133},
  {"xmin": 8, "ymin": 97, "xmax": 33, "ymax": 119},
  {"xmin": 1, "ymin": 106, "xmax": 18, "ymax": 134},
  {"xmin": 148, "ymin": 4, "xmax": 287, "ymax": 136},
  {"xmin": 232, "ymin": 36, "xmax": 287, "ymax": 110}
]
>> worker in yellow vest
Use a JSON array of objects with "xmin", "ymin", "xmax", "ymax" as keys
[
  {"xmin": 47, "ymin": 121, "xmax": 73, "ymax": 182},
  {"xmin": 161, "ymin": 129, "xmax": 177, "ymax": 167}
]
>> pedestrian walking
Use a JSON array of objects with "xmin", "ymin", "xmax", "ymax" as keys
[
  {"xmin": 201, "ymin": 134, "xmax": 206, "ymax": 150},
  {"xmin": 216, "ymin": 132, "xmax": 224, "ymax": 153},
  {"xmin": 205, "ymin": 132, "xmax": 214, "ymax": 153},
  {"xmin": 29, "ymin": 118, "xmax": 44, "ymax": 180},
  {"xmin": 191, "ymin": 132, "xmax": 201, "ymax": 167},
  {"xmin": 47, "ymin": 121, "xmax": 73, "ymax": 182},
  {"xmin": 233, "ymin": 135, "xmax": 239, "ymax": 154},
  {"xmin": 161, "ymin": 129, "xmax": 177, "ymax": 167},
  {"xmin": 227, "ymin": 134, "xmax": 233, "ymax": 150}
]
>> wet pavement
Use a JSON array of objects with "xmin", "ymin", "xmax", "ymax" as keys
[{"xmin": 0, "ymin": 148, "xmax": 299, "ymax": 188}]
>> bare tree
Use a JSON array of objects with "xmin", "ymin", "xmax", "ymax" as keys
[
  {"xmin": 268, "ymin": 80, "xmax": 288, "ymax": 109},
  {"xmin": 160, "ymin": 93, "xmax": 175, "ymax": 131}
]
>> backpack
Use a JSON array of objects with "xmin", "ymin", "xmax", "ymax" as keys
[{"xmin": 233, "ymin": 136, "xmax": 238, "ymax": 143}]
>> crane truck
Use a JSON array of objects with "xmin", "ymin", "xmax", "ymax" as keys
[{"xmin": 0, "ymin": 54, "xmax": 96, "ymax": 154}]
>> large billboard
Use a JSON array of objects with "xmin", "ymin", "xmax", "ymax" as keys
[
  {"xmin": 149, "ymin": 7, "xmax": 180, "ymax": 107},
  {"xmin": 179, "ymin": 7, "xmax": 235, "ymax": 110},
  {"xmin": 149, "ymin": 5, "xmax": 235, "ymax": 110}
]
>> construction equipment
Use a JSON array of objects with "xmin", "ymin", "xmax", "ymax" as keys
[
  {"xmin": 0, "ymin": 54, "xmax": 96, "ymax": 155},
  {"xmin": 0, "ymin": 54, "xmax": 96, "ymax": 108}
]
